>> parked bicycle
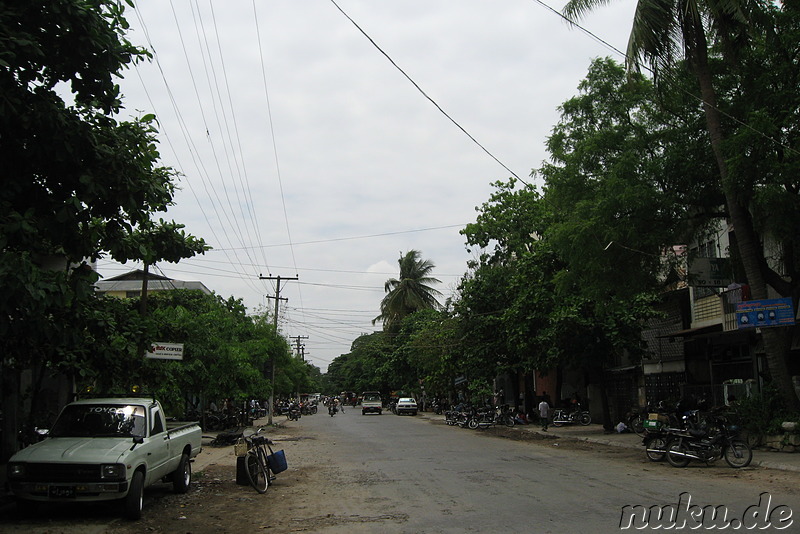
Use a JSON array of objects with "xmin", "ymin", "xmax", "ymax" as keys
[{"xmin": 242, "ymin": 428, "xmax": 278, "ymax": 493}]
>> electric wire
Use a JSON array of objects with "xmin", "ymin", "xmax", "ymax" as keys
[
  {"xmin": 532, "ymin": 0, "xmax": 800, "ymax": 158},
  {"xmin": 328, "ymin": 0, "xmax": 528, "ymax": 186},
  {"xmin": 130, "ymin": 4, "xmax": 263, "ymax": 293},
  {"xmin": 252, "ymin": 0, "xmax": 306, "ymax": 332},
  {"xmin": 186, "ymin": 0, "xmax": 267, "ymax": 281}
]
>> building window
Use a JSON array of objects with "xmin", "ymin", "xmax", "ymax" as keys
[{"xmin": 696, "ymin": 240, "xmax": 717, "ymax": 258}]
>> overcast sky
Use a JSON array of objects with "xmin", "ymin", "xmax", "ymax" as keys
[{"xmin": 99, "ymin": 0, "xmax": 638, "ymax": 372}]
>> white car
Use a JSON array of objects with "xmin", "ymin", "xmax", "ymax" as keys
[{"xmin": 395, "ymin": 397, "xmax": 418, "ymax": 416}]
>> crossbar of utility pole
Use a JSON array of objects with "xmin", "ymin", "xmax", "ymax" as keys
[
  {"xmin": 259, "ymin": 274, "xmax": 298, "ymax": 425},
  {"xmin": 290, "ymin": 335, "xmax": 308, "ymax": 360}
]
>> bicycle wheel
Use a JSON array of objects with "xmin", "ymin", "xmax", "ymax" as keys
[
  {"xmin": 245, "ymin": 449, "xmax": 269, "ymax": 493},
  {"xmin": 724, "ymin": 439, "xmax": 752, "ymax": 468}
]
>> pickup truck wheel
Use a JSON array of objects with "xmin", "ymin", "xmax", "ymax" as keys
[
  {"xmin": 173, "ymin": 453, "xmax": 192, "ymax": 494},
  {"xmin": 124, "ymin": 470, "xmax": 145, "ymax": 520}
]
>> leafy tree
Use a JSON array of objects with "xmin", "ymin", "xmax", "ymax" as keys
[
  {"xmin": 326, "ymin": 332, "xmax": 394, "ymax": 395},
  {"xmin": 540, "ymin": 58, "xmax": 716, "ymax": 300},
  {"xmin": 394, "ymin": 308, "xmax": 461, "ymax": 402},
  {"xmin": 373, "ymin": 250, "xmax": 443, "ymax": 333},
  {"xmin": 563, "ymin": 0, "xmax": 799, "ymax": 409},
  {"xmin": 0, "ymin": 0, "xmax": 208, "ymax": 458},
  {"xmin": 454, "ymin": 262, "xmax": 518, "ymax": 382},
  {"xmin": 142, "ymin": 291, "xmax": 291, "ymax": 412}
]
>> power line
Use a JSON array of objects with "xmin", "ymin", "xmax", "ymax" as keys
[
  {"xmin": 329, "ymin": 0, "xmax": 527, "ymax": 185},
  {"xmin": 531, "ymin": 0, "xmax": 800, "ymax": 158},
  {"xmin": 209, "ymin": 223, "xmax": 470, "ymax": 251}
]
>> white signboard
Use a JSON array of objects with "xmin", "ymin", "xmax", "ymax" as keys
[
  {"xmin": 688, "ymin": 257, "xmax": 732, "ymax": 287},
  {"xmin": 145, "ymin": 342, "xmax": 184, "ymax": 360}
]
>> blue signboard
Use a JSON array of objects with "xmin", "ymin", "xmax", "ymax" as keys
[{"xmin": 736, "ymin": 298, "xmax": 796, "ymax": 329}]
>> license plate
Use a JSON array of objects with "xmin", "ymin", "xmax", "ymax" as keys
[{"xmin": 49, "ymin": 485, "xmax": 76, "ymax": 498}]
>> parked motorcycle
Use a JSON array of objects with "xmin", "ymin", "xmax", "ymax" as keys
[
  {"xmin": 444, "ymin": 403, "xmax": 473, "ymax": 427},
  {"xmin": 287, "ymin": 404, "xmax": 301, "ymax": 421},
  {"xmin": 467, "ymin": 405, "xmax": 497, "ymax": 429},
  {"xmin": 494, "ymin": 405, "xmax": 517, "ymax": 428},
  {"xmin": 551, "ymin": 406, "xmax": 591, "ymax": 426},
  {"xmin": 626, "ymin": 409, "xmax": 647, "ymax": 436},
  {"xmin": 663, "ymin": 410, "xmax": 752, "ymax": 468}
]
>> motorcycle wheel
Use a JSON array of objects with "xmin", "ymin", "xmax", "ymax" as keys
[
  {"xmin": 666, "ymin": 439, "xmax": 691, "ymax": 468},
  {"xmin": 579, "ymin": 413, "xmax": 591, "ymax": 426},
  {"xmin": 551, "ymin": 419, "xmax": 564, "ymax": 427},
  {"xmin": 644, "ymin": 436, "xmax": 666, "ymax": 462},
  {"xmin": 467, "ymin": 417, "xmax": 479, "ymax": 430},
  {"xmin": 504, "ymin": 416, "xmax": 515, "ymax": 428},
  {"xmin": 206, "ymin": 415, "xmax": 222, "ymax": 431},
  {"xmin": 724, "ymin": 439, "xmax": 753, "ymax": 468}
]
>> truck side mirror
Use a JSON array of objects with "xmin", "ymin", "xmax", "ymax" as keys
[{"xmin": 129, "ymin": 434, "xmax": 145, "ymax": 451}]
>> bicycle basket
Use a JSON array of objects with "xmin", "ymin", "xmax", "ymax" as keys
[
  {"xmin": 267, "ymin": 449, "xmax": 288, "ymax": 474},
  {"xmin": 233, "ymin": 439, "xmax": 249, "ymax": 457}
]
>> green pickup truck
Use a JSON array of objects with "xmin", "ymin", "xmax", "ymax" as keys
[{"xmin": 6, "ymin": 397, "xmax": 202, "ymax": 519}]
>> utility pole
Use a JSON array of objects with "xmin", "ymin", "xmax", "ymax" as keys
[
  {"xmin": 290, "ymin": 335, "xmax": 308, "ymax": 360},
  {"xmin": 260, "ymin": 274, "xmax": 298, "ymax": 425}
]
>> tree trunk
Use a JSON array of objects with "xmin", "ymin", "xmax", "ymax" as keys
[{"xmin": 691, "ymin": 33, "xmax": 799, "ymax": 410}]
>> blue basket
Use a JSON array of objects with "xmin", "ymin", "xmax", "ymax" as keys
[{"xmin": 268, "ymin": 449, "xmax": 288, "ymax": 474}]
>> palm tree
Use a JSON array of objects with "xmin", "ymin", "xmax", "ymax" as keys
[
  {"xmin": 373, "ymin": 250, "xmax": 443, "ymax": 333},
  {"xmin": 562, "ymin": 0, "xmax": 798, "ymax": 409}
]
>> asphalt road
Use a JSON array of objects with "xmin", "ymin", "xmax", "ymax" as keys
[{"xmin": 302, "ymin": 411, "xmax": 797, "ymax": 533}]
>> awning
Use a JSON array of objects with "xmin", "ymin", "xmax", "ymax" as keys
[{"xmin": 657, "ymin": 324, "xmax": 722, "ymax": 339}]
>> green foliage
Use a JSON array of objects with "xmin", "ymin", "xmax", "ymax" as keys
[
  {"xmin": 539, "ymin": 58, "xmax": 714, "ymax": 301},
  {"xmin": 735, "ymin": 384, "xmax": 800, "ymax": 438},
  {"xmin": 59, "ymin": 290, "xmax": 316, "ymax": 414},
  {"xmin": 326, "ymin": 308, "xmax": 462, "ymax": 399},
  {"xmin": 374, "ymin": 250, "xmax": 443, "ymax": 333},
  {"xmin": 326, "ymin": 332, "xmax": 394, "ymax": 395},
  {"xmin": 1, "ymin": 0, "xmax": 207, "ymax": 388}
]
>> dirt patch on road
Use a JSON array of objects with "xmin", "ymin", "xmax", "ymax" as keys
[{"xmin": 107, "ymin": 424, "xmax": 409, "ymax": 534}]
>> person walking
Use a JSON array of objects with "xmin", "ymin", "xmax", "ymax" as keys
[{"xmin": 538, "ymin": 396, "xmax": 550, "ymax": 431}]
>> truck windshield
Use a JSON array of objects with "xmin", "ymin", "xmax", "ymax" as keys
[{"xmin": 49, "ymin": 404, "xmax": 147, "ymax": 438}]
